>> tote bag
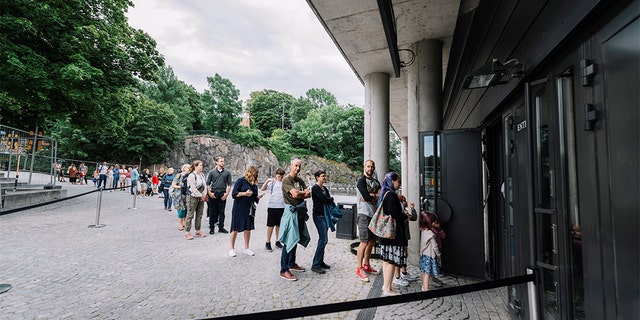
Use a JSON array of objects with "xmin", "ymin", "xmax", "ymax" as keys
[{"xmin": 368, "ymin": 192, "xmax": 396, "ymax": 239}]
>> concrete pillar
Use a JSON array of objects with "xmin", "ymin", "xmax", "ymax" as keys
[
  {"xmin": 401, "ymin": 136, "xmax": 408, "ymax": 192},
  {"xmin": 364, "ymin": 72, "xmax": 390, "ymax": 178},
  {"xmin": 406, "ymin": 39, "xmax": 442, "ymax": 265}
]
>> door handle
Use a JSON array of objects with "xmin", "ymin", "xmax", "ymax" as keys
[
  {"xmin": 549, "ymin": 169, "xmax": 555, "ymax": 198},
  {"xmin": 552, "ymin": 223, "xmax": 558, "ymax": 255}
]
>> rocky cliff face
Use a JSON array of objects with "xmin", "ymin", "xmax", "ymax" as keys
[{"xmin": 165, "ymin": 135, "xmax": 359, "ymax": 185}]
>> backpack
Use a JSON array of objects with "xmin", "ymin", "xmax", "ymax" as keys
[{"xmin": 181, "ymin": 173, "xmax": 191, "ymax": 195}]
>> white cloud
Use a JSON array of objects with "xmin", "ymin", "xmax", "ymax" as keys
[{"xmin": 126, "ymin": 0, "xmax": 364, "ymax": 106}]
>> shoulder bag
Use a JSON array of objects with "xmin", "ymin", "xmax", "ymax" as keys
[{"xmin": 368, "ymin": 191, "xmax": 396, "ymax": 239}]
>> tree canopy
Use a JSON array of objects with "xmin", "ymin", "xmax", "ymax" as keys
[
  {"xmin": 0, "ymin": 0, "xmax": 164, "ymax": 129},
  {"xmin": 1, "ymin": 0, "xmax": 369, "ymax": 170}
]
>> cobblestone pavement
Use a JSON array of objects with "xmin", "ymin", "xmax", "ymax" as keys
[{"xmin": 1, "ymin": 177, "xmax": 511, "ymax": 319}]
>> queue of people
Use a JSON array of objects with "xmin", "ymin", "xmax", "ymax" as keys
[{"xmin": 60, "ymin": 157, "xmax": 437, "ymax": 296}]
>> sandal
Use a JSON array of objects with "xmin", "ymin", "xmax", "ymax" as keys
[
  {"xmin": 184, "ymin": 233, "xmax": 194, "ymax": 240},
  {"xmin": 195, "ymin": 230, "xmax": 206, "ymax": 238}
]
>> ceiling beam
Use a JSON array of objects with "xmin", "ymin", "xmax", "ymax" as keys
[{"xmin": 377, "ymin": 0, "xmax": 401, "ymax": 78}]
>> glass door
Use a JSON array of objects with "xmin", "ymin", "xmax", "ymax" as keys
[{"xmin": 528, "ymin": 76, "xmax": 572, "ymax": 319}]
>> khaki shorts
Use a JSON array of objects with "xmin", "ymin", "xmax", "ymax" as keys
[{"xmin": 357, "ymin": 214, "xmax": 376, "ymax": 242}]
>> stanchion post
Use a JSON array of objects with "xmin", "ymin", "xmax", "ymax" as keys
[
  {"xmin": 128, "ymin": 185, "xmax": 138, "ymax": 210},
  {"xmin": 89, "ymin": 187, "xmax": 106, "ymax": 228},
  {"xmin": 527, "ymin": 266, "xmax": 539, "ymax": 320}
]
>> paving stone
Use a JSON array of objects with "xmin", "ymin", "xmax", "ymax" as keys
[{"xmin": 0, "ymin": 174, "xmax": 512, "ymax": 319}]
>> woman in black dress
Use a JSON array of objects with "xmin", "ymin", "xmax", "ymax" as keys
[{"xmin": 229, "ymin": 166, "xmax": 262, "ymax": 257}]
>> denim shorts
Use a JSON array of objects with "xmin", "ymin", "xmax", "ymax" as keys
[{"xmin": 419, "ymin": 255, "xmax": 440, "ymax": 275}]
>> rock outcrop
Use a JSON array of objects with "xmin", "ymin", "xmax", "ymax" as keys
[{"xmin": 164, "ymin": 135, "xmax": 359, "ymax": 185}]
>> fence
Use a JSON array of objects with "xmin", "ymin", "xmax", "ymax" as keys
[{"xmin": 0, "ymin": 124, "xmax": 58, "ymax": 187}]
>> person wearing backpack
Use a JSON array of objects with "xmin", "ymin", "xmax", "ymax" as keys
[
  {"xmin": 184, "ymin": 160, "xmax": 207, "ymax": 240},
  {"xmin": 171, "ymin": 164, "xmax": 191, "ymax": 231}
]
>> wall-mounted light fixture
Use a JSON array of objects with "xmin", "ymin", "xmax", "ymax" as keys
[{"xmin": 463, "ymin": 58, "xmax": 524, "ymax": 89}]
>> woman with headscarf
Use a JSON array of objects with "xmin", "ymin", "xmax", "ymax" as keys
[{"xmin": 377, "ymin": 171, "xmax": 408, "ymax": 296}]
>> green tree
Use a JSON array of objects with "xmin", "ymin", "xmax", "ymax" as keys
[
  {"xmin": 201, "ymin": 73, "xmax": 242, "ymax": 138},
  {"xmin": 289, "ymin": 104, "xmax": 364, "ymax": 169},
  {"xmin": 231, "ymin": 126, "xmax": 267, "ymax": 148},
  {"xmin": 141, "ymin": 66, "xmax": 202, "ymax": 134},
  {"xmin": 389, "ymin": 126, "xmax": 401, "ymax": 173},
  {"xmin": 0, "ymin": 0, "xmax": 164, "ymax": 129},
  {"xmin": 123, "ymin": 97, "xmax": 182, "ymax": 164},
  {"xmin": 290, "ymin": 88, "xmax": 338, "ymax": 124},
  {"xmin": 246, "ymin": 90, "xmax": 296, "ymax": 137}
]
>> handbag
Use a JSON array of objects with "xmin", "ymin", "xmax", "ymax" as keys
[{"xmin": 368, "ymin": 192, "xmax": 396, "ymax": 239}]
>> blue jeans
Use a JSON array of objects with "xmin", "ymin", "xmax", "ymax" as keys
[
  {"xmin": 280, "ymin": 244, "xmax": 297, "ymax": 274},
  {"xmin": 98, "ymin": 174, "xmax": 107, "ymax": 189},
  {"xmin": 312, "ymin": 215, "xmax": 328, "ymax": 268},
  {"xmin": 130, "ymin": 180, "xmax": 138, "ymax": 195},
  {"xmin": 163, "ymin": 188, "xmax": 172, "ymax": 209}
]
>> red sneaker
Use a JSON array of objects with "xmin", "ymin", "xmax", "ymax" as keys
[
  {"xmin": 362, "ymin": 264, "xmax": 380, "ymax": 274},
  {"xmin": 280, "ymin": 270, "xmax": 297, "ymax": 281},
  {"xmin": 356, "ymin": 267, "xmax": 370, "ymax": 282},
  {"xmin": 290, "ymin": 264, "xmax": 306, "ymax": 272}
]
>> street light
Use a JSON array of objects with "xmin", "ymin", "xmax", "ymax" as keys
[{"xmin": 462, "ymin": 58, "xmax": 524, "ymax": 89}]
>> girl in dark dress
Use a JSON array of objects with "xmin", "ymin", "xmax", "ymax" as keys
[{"xmin": 229, "ymin": 166, "xmax": 262, "ymax": 257}]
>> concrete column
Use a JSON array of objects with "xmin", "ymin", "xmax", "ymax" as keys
[
  {"xmin": 406, "ymin": 39, "xmax": 442, "ymax": 265},
  {"xmin": 364, "ymin": 72, "xmax": 390, "ymax": 177},
  {"xmin": 401, "ymin": 136, "xmax": 408, "ymax": 191}
]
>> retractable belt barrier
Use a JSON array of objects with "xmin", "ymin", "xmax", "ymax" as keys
[
  {"xmin": 0, "ymin": 185, "xmax": 131, "ymax": 216},
  {"xmin": 203, "ymin": 273, "xmax": 535, "ymax": 320}
]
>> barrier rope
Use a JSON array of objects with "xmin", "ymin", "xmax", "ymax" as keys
[
  {"xmin": 203, "ymin": 273, "xmax": 534, "ymax": 320},
  {"xmin": 0, "ymin": 185, "xmax": 134, "ymax": 216}
]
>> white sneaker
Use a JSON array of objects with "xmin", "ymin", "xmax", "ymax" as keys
[
  {"xmin": 401, "ymin": 272, "xmax": 420, "ymax": 282},
  {"xmin": 228, "ymin": 249, "xmax": 236, "ymax": 257},
  {"xmin": 393, "ymin": 276, "xmax": 409, "ymax": 287},
  {"xmin": 243, "ymin": 248, "xmax": 255, "ymax": 256}
]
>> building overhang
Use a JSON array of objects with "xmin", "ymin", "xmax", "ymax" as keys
[{"xmin": 306, "ymin": 0, "xmax": 465, "ymax": 137}]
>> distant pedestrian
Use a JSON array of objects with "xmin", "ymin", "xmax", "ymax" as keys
[
  {"xmin": 68, "ymin": 163, "xmax": 78, "ymax": 185},
  {"xmin": 130, "ymin": 165, "xmax": 139, "ymax": 195},
  {"xmin": 118, "ymin": 165, "xmax": 127, "ymax": 191},
  {"xmin": 106, "ymin": 165, "xmax": 114, "ymax": 191},
  {"xmin": 161, "ymin": 168, "xmax": 175, "ymax": 210},
  {"xmin": 97, "ymin": 161, "xmax": 108, "ymax": 189},
  {"xmin": 261, "ymin": 168, "xmax": 286, "ymax": 251},
  {"xmin": 79, "ymin": 162, "xmax": 88, "ymax": 185},
  {"xmin": 140, "ymin": 168, "xmax": 151, "ymax": 197},
  {"xmin": 112, "ymin": 165, "xmax": 120, "ymax": 189},
  {"xmin": 184, "ymin": 160, "xmax": 207, "ymax": 240},
  {"xmin": 228, "ymin": 166, "xmax": 262, "ymax": 257},
  {"xmin": 172, "ymin": 164, "xmax": 191, "ymax": 231},
  {"xmin": 151, "ymin": 171, "xmax": 160, "ymax": 195}
]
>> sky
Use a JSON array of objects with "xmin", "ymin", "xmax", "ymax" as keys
[{"xmin": 126, "ymin": 0, "xmax": 365, "ymax": 107}]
